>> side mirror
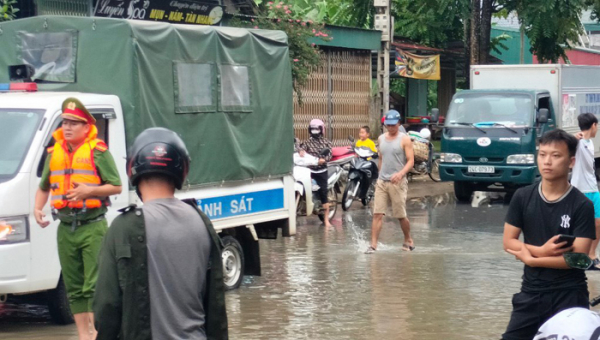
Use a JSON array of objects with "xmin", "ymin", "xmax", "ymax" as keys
[
  {"xmin": 537, "ymin": 108, "xmax": 549, "ymax": 124},
  {"xmin": 320, "ymin": 149, "xmax": 331, "ymax": 158},
  {"xmin": 430, "ymin": 108, "xmax": 440, "ymax": 123},
  {"xmin": 348, "ymin": 135, "xmax": 355, "ymax": 144}
]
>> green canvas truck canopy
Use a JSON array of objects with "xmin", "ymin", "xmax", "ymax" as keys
[{"xmin": 0, "ymin": 16, "xmax": 294, "ymax": 186}]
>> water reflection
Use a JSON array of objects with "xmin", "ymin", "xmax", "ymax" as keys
[{"xmin": 3, "ymin": 195, "xmax": 599, "ymax": 340}]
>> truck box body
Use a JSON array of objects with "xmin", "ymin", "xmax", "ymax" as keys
[
  {"xmin": 0, "ymin": 16, "xmax": 294, "ymax": 185},
  {"xmin": 440, "ymin": 64, "xmax": 600, "ymax": 199}
]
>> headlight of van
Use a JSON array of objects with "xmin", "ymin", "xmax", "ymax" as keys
[
  {"xmin": 507, "ymin": 154, "xmax": 535, "ymax": 164},
  {"xmin": 0, "ymin": 216, "xmax": 29, "ymax": 244},
  {"xmin": 440, "ymin": 153, "xmax": 462, "ymax": 163}
]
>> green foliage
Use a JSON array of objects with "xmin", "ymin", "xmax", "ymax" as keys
[
  {"xmin": 490, "ymin": 32, "xmax": 511, "ymax": 55},
  {"xmin": 501, "ymin": 0, "xmax": 588, "ymax": 63},
  {"xmin": 0, "ymin": 0, "xmax": 18, "ymax": 22},
  {"xmin": 427, "ymin": 80, "xmax": 438, "ymax": 110},
  {"xmin": 234, "ymin": 1, "xmax": 330, "ymax": 104},
  {"xmin": 392, "ymin": 0, "xmax": 469, "ymax": 47},
  {"xmin": 390, "ymin": 78, "xmax": 406, "ymax": 96},
  {"xmin": 254, "ymin": 0, "xmax": 374, "ymax": 28}
]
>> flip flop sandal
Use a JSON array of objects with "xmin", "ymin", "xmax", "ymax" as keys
[
  {"xmin": 364, "ymin": 246, "xmax": 377, "ymax": 254},
  {"xmin": 402, "ymin": 243, "xmax": 415, "ymax": 251}
]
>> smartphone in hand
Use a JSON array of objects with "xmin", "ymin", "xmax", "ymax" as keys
[{"xmin": 555, "ymin": 234, "xmax": 576, "ymax": 249}]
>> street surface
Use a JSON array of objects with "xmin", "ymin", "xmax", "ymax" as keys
[{"xmin": 2, "ymin": 193, "xmax": 599, "ymax": 339}]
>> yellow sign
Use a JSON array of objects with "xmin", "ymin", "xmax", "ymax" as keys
[{"xmin": 395, "ymin": 49, "xmax": 440, "ymax": 80}]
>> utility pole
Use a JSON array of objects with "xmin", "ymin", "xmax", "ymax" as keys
[{"xmin": 374, "ymin": 0, "xmax": 392, "ymax": 117}]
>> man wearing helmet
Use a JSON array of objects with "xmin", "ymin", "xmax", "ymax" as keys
[
  {"xmin": 366, "ymin": 110, "xmax": 415, "ymax": 254},
  {"xmin": 94, "ymin": 128, "xmax": 228, "ymax": 340},
  {"xmin": 299, "ymin": 118, "xmax": 333, "ymax": 227},
  {"xmin": 34, "ymin": 98, "xmax": 122, "ymax": 340}
]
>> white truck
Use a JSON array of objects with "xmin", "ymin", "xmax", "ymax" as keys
[
  {"xmin": 440, "ymin": 64, "xmax": 600, "ymax": 200},
  {"xmin": 0, "ymin": 16, "xmax": 296, "ymax": 324}
]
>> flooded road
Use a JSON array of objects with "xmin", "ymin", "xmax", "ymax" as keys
[{"xmin": 2, "ymin": 194, "xmax": 600, "ymax": 339}]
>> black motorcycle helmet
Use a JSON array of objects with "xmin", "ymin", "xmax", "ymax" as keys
[{"xmin": 127, "ymin": 127, "xmax": 190, "ymax": 190}]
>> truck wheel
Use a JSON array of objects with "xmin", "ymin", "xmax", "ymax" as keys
[
  {"xmin": 46, "ymin": 276, "xmax": 74, "ymax": 325},
  {"xmin": 221, "ymin": 236, "xmax": 244, "ymax": 290},
  {"xmin": 454, "ymin": 182, "xmax": 474, "ymax": 203}
]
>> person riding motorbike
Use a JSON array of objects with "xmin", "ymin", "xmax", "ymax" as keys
[{"xmin": 299, "ymin": 119, "xmax": 333, "ymax": 227}]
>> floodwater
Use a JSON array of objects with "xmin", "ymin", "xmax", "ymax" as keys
[{"xmin": 2, "ymin": 193, "xmax": 599, "ymax": 339}]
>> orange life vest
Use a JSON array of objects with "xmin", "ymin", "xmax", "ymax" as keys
[{"xmin": 48, "ymin": 125, "xmax": 108, "ymax": 210}]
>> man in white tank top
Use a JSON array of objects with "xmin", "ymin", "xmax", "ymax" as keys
[{"xmin": 365, "ymin": 110, "xmax": 415, "ymax": 254}]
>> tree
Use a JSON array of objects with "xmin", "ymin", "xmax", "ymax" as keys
[
  {"xmin": 502, "ymin": 0, "xmax": 589, "ymax": 63},
  {"xmin": 236, "ymin": 1, "xmax": 331, "ymax": 103},
  {"xmin": 392, "ymin": 0, "xmax": 468, "ymax": 47},
  {"xmin": 253, "ymin": 0, "xmax": 374, "ymax": 27},
  {"xmin": 470, "ymin": 0, "xmax": 600, "ymax": 64}
]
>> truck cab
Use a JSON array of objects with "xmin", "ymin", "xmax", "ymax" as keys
[
  {"xmin": 438, "ymin": 64, "xmax": 600, "ymax": 202},
  {"xmin": 0, "ymin": 91, "xmax": 130, "ymax": 322},
  {"xmin": 440, "ymin": 89, "xmax": 554, "ymax": 201}
]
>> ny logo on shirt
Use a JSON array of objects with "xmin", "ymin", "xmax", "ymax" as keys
[{"xmin": 560, "ymin": 215, "xmax": 571, "ymax": 229}]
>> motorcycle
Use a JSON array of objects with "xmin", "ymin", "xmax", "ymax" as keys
[
  {"xmin": 408, "ymin": 129, "xmax": 441, "ymax": 182},
  {"xmin": 341, "ymin": 145, "xmax": 378, "ymax": 211},
  {"xmin": 293, "ymin": 149, "xmax": 343, "ymax": 222},
  {"xmin": 330, "ymin": 141, "xmax": 356, "ymax": 189}
]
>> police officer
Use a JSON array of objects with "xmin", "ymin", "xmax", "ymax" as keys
[
  {"xmin": 94, "ymin": 127, "xmax": 228, "ymax": 340},
  {"xmin": 34, "ymin": 98, "xmax": 122, "ymax": 340}
]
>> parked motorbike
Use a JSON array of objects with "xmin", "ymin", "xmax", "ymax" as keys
[
  {"xmin": 330, "ymin": 144, "xmax": 355, "ymax": 167},
  {"xmin": 330, "ymin": 141, "xmax": 356, "ymax": 189},
  {"xmin": 341, "ymin": 145, "xmax": 378, "ymax": 211},
  {"xmin": 408, "ymin": 129, "xmax": 441, "ymax": 182},
  {"xmin": 293, "ymin": 149, "xmax": 342, "ymax": 222}
]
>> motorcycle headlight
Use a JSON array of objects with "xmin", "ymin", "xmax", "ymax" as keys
[
  {"xmin": 0, "ymin": 216, "xmax": 29, "ymax": 244},
  {"xmin": 507, "ymin": 154, "xmax": 535, "ymax": 164},
  {"xmin": 440, "ymin": 153, "xmax": 462, "ymax": 163}
]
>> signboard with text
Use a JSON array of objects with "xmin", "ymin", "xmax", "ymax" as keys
[
  {"xmin": 94, "ymin": 0, "xmax": 224, "ymax": 26},
  {"xmin": 196, "ymin": 188, "xmax": 285, "ymax": 220}
]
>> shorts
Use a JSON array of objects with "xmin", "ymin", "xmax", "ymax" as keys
[
  {"xmin": 502, "ymin": 288, "xmax": 589, "ymax": 340},
  {"xmin": 373, "ymin": 178, "xmax": 408, "ymax": 218},
  {"xmin": 311, "ymin": 171, "xmax": 328, "ymax": 204},
  {"xmin": 584, "ymin": 192, "xmax": 600, "ymax": 219}
]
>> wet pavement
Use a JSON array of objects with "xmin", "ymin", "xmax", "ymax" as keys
[{"xmin": 2, "ymin": 194, "xmax": 600, "ymax": 339}]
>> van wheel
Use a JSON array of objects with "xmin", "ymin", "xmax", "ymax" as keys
[
  {"xmin": 221, "ymin": 236, "xmax": 244, "ymax": 290},
  {"xmin": 454, "ymin": 182, "xmax": 474, "ymax": 203},
  {"xmin": 46, "ymin": 276, "xmax": 74, "ymax": 325}
]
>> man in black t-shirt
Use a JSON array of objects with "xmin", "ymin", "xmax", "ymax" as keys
[{"xmin": 502, "ymin": 129, "xmax": 596, "ymax": 340}]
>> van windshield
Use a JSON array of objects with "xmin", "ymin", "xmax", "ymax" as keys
[
  {"xmin": 446, "ymin": 93, "xmax": 534, "ymax": 128},
  {"xmin": 0, "ymin": 109, "xmax": 44, "ymax": 179}
]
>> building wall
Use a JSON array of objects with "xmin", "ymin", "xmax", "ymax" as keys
[{"xmin": 533, "ymin": 49, "xmax": 600, "ymax": 66}]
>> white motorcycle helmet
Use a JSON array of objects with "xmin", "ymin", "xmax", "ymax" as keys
[
  {"xmin": 419, "ymin": 128, "xmax": 431, "ymax": 140},
  {"xmin": 533, "ymin": 307, "xmax": 600, "ymax": 340}
]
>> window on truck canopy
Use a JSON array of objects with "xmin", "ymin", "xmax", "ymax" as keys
[
  {"xmin": 0, "ymin": 109, "xmax": 44, "ymax": 182},
  {"xmin": 446, "ymin": 93, "xmax": 534, "ymax": 127},
  {"xmin": 18, "ymin": 30, "xmax": 78, "ymax": 83},
  {"xmin": 173, "ymin": 62, "xmax": 253, "ymax": 114}
]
